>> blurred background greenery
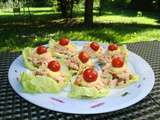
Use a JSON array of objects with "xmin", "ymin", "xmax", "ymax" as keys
[{"xmin": 0, "ymin": 0, "xmax": 159, "ymax": 52}]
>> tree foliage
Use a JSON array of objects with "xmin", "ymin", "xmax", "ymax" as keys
[
  {"xmin": 56, "ymin": 0, "xmax": 80, "ymax": 18},
  {"xmin": 104, "ymin": 0, "xmax": 160, "ymax": 11},
  {"xmin": 130, "ymin": 0, "xmax": 160, "ymax": 11}
]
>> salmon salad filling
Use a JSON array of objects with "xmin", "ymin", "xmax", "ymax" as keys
[
  {"xmin": 69, "ymin": 68, "xmax": 110, "ymax": 98},
  {"xmin": 66, "ymin": 51, "xmax": 93, "ymax": 74},
  {"xmin": 83, "ymin": 41, "xmax": 103, "ymax": 58},
  {"xmin": 102, "ymin": 56, "xmax": 139, "ymax": 88},
  {"xmin": 22, "ymin": 46, "xmax": 54, "ymax": 70},
  {"xmin": 98, "ymin": 43, "xmax": 128, "ymax": 64},
  {"xmin": 49, "ymin": 38, "xmax": 77, "ymax": 59}
]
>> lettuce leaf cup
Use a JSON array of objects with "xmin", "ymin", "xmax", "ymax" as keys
[
  {"xmin": 22, "ymin": 46, "xmax": 53, "ymax": 70},
  {"xmin": 23, "ymin": 47, "xmax": 37, "ymax": 70},
  {"xmin": 107, "ymin": 44, "xmax": 128, "ymax": 62},
  {"xmin": 102, "ymin": 57, "xmax": 139, "ymax": 88},
  {"xmin": 66, "ymin": 51, "xmax": 94, "ymax": 75},
  {"xmin": 49, "ymin": 38, "xmax": 77, "ymax": 59},
  {"xmin": 83, "ymin": 41, "xmax": 103, "ymax": 58},
  {"xmin": 69, "ymin": 68, "xmax": 110, "ymax": 98},
  {"xmin": 99, "ymin": 44, "xmax": 128, "ymax": 64},
  {"xmin": 20, "ymin": 59, "xmax": 71, "ymax": 93}
]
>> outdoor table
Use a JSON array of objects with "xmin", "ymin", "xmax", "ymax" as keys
[{"xmin": 0, "ymin": 41, "xmax": 160, "ymax": 120}]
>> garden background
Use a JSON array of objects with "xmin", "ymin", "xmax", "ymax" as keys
[{"xmin": 0, "ymin": 0, "xmax": 159, "ymax": 52}]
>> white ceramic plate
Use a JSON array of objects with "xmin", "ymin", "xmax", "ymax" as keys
[{"xmin": 8, "ymin": 41, "xmax": 155, "ymax": 114}]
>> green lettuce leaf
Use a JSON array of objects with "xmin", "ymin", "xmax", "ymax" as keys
[
  {"xmin": 48, "ymin": 40, "xmax": 65, "ymax": 58},
  {"xmin": 22, "ymin": 47, "xmax": 37, "ymax": 70},
  {"xmin": 20, "ymin": 72, "xmax": 61, "ymax": 93},
  {"xmin": 129, "ymin": 74, "xmax": 139, "ymax": 83},
  {"xmin": 69, "ymin": 85, "xmax": 110, "ymax": 99},
  {"xmin": 120, "ymin": 45, "xmax": 128, "ymax": 62},
  {"xmin": 20, "ymin": 72, "xmax": 36, "ymax": 93},
  {"xmin": 20, "ymin": 69, "xmax": 71, "ymax": 93},
  {"xmin": 20, "ymin": 61, "xmax": 72, "ymax": 93}
]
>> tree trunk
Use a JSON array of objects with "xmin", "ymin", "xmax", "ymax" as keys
[
  {"xmin": 70, "ymin": 0, "xmax": 74, "ymax": 18},
  {"xmin": 84, "ymin": 0, "xmax": 94, "ymax": 26},
  {"xmin": 59, "ymin": 0, "xmax": 67, "ymax": 18},
  {"xmin": 99, "ymin": 0, "xmax": 104, "ymax": 16}
]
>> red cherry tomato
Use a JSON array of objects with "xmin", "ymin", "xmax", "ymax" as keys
[
  {"xmin": 90, "ymin": 42, "xmax": 100, "ymax": 51},
  {"xmin": 78, "ymin": 51, "xmax": 89, "ymax": 63},
  {"xmin": 48, "ymin": 60, "xmax": 61, "ymax": 72},
  {"xmin": 83, "ymin": 68, "xmax": 98, "ymax": 82},
  {"xmin": 112, "ymin": 57, "xmax": 124, "ymax": 68},
  {"xmin": 59, "ymin": 38, "xmax": 69, "ymax": 46},
  {"xmin": 36, "ymin": 45, "xmax": 47, "ymax": 54},
  {"xmin": 108, "ymin": 44, "xmax": 118, "ymax": 51}
]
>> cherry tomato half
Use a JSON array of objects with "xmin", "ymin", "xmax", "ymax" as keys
[
  {"xmin": 48, "ymin": 60, "xmax": 61, "ymax": 72},
  {"xmin": 108, "ymin": 44, "xmax": 118, "ymax": 51},
  {"xmin": 83, "ymin": 68, "xmax": 98, "ymax": 82},
  {"xmin": 59, "ymin": 38, "xmax": 69, "ymax": 46},
  {"xmin": 78, "ymin": 51, "xmax": 90, "ymax": 63},
  {"xmin": 90, "ymin": 42, "xmax": 100, "ymax": 51},
  {"xmin": 112, "ymin": 57, "xmax": 124, "ymax": 68},
  {"xmin": 36, "ymin": 45, "xmax": 47, "ymax": 54}
]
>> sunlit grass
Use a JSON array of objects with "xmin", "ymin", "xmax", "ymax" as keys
[
  {"xmin": 0, "ymin": 7, "xmax": 160, "ymax": 52},
  {"xmin": 94, "ymin": 15, "xmax": 158, "ymax": 25},
  {"xmin": 0, "ymin": 7, "xmax": 57, "ymax": 16}
]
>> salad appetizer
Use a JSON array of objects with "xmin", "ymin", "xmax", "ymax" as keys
[
  {"xmin": 107, "ymin": 43, "xmax": 128, "ymax": 60},
  {"xmin": 49, "ymin": 37, "xmax": 77, "ymax": 59},
  {"xmin": 22, "ymin": 45, "xmax": 53, "ymax": 70},
  {"xmin": 102, "ymin": 56, "xmax": 139, "ymax": 88},
  {"xmin": 66, "ymin": 51, "xmax": 93, "ymax": 73},
  {"xmin": 83, "ymin": 41, "xmax": 103, "ymax": 58},
  {"xmin": 99, "ymin": 43, "xmax": 128, "ymax": 64},
  {"xmin": 70, "ymin": 68, "xmax": 110, "ymax": 98},
  {"xmin": 20, "ymin": 59, "xmax": 71, "ymax": 93},
  {"xmin": 19, "ymin": 38, "xmax": 139, "ymax": 99}
]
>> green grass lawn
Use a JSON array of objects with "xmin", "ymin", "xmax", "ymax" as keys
[{"xmin": 0, "ymin": 7, "xmax": 160, "ymax": 52}]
